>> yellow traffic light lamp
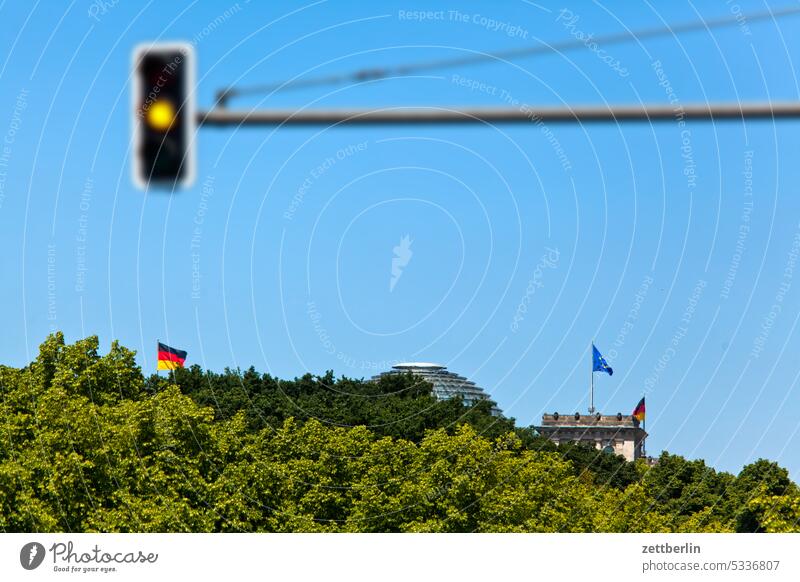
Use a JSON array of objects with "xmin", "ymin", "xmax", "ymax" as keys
[{"xmin": 146, "ymin": 99, "xmax": 177, "ymax": 132}]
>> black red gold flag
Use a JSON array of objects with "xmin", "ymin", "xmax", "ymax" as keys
[
  {"xmin": 157, "ymin": 342, "xmax": 187, "ymax": 370},
  {"xmin": 633, "ymin": 397, "xmax": 646, "ymax": 422}
]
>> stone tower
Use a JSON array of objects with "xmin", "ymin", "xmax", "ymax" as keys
[{"xmin": 535, "ymin": 412, "xmax": 647, "ymax": 462}]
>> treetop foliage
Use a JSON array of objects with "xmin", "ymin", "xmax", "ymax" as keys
[{"xmin": 1, "ymin": 334, "xmax": 797, "ymax": 532}]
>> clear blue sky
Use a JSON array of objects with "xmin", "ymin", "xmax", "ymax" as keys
[{"xmin": 2, "ymin": 0, "xmax": 800, "ymax": 478}]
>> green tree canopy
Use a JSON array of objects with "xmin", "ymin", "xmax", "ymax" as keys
[{"xmin": 0, "ymin": 334, "xmax": 797, "ymax": 533}]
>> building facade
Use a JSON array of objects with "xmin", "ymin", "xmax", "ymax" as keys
[
  {"xmin": 535, "ymin": 412, "xmax": 647, "ymax": 461},
  {"xmin": 372, "ymin": 362, "xmax": 502, "ymax": 416}
]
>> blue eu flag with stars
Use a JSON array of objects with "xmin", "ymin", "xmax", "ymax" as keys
[{"xmin": 592, "ymin": 344, "xmax": 613, "ymax": 376}]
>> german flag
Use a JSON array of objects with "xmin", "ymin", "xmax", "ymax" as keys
[
  {"xmin": 632, "ymin": 397, "xmax": 646, "ymax": 422},
  {"xmin": 157, "ymin": 341, "xmax": 187, "ymax": 370}
]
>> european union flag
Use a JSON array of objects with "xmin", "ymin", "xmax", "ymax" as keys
[{"xmin": 592, "ymin": 344, "xmax": 613, "ymax": 376}]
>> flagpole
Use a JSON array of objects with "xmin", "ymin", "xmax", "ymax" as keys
[
  {"xmin": 589, "ymin": 340, "xmax": 595, "ymax": 414},
  {"xmin": 642, "ymin": 396, "xmax": 647, "ymax": 458}
]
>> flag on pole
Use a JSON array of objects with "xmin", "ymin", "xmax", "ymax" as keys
[
  {"xmin": 633, "ymin": 397, "xmax": 646, "ymax": 422},
  {"xmin": 592, "ymin": 344, "xmax": 613, "ymax": 376},
  {"xmin": 157, "ymin": 342, "xmax": 187, "ymax": 370}
]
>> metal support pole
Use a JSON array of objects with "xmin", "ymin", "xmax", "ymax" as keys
[
  {"xmin": 589, "ymin": 340, "xmax": 595, "ymax": 415},
  {"xmin": 197, "ymin": 102, "xmax": 800, "ymax": 127},
  {"xmin": 643, "ymin": 411, "xmax": 647, "ymax": 458}
]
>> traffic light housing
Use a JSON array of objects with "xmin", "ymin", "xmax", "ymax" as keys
[{"xmin": 132, "ymin": 42, "xmax": 195, "ymax": 189}]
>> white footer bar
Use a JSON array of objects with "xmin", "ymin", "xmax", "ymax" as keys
[{"xmin": 2, "ymin": 533, "xmax": 798, "ymax": 581}]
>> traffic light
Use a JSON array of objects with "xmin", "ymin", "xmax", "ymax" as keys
[{"xmin": 132, "ymin": 42, "xmax": 195, "ymax": 189}]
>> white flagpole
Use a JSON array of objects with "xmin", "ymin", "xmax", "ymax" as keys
[
  {"xmin": 589, "ymin": 340, "xmax": 595, "ymax": 414},
  {"xmin": 643, "ymin": 397, "xmax": 647, "ymax": 457}
]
